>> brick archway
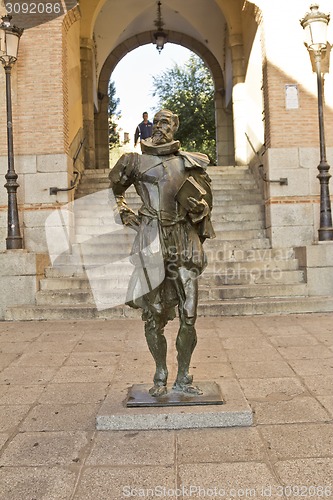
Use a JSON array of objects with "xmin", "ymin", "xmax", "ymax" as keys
[{"xmin": 94, "ymin": 31, "xmax": 234, "ymax": 169}]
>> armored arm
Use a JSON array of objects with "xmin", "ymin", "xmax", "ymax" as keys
[{"xmin": 109, "ymin": 153, "xmax": 141, "ymax": 231}]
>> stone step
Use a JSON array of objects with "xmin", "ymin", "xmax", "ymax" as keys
[
  {"xmin": 212, "ymin": 206, "xmax": 264, "ymax": 219},
  {"xmin": 45, "ymin": 266, "xmax": 87, "ymax": 278},
  {"xmin": 40, "ymin": 276, "xmax": 90, "ymax": 290},
  {"xmin": 5, "ymin": 304, "xmax": 140, "ymax": 321},
  {"xmin": 36, "ymin": 289, "xmax": 94, "ymax": 305},
  {"xmin": 211, "ymin": 182, "xmax": 258, "ymax": 189},
  {"xmin": 72, "ymin": 232, "xmax": 271, "ymax": 249},
  {"xmin": 42, "ymin": 255, "xmax": 300, "ymax": 289},
  {"xmin": 204, "ymin": 247, "xmax": 295, "ymax": 262},
  {"xmin": 65, "ymin": 245, "xmax": 295, "ymax": 262},
  {"xmin": 208, "ymin": 166, "xmax": 249, "ymax": 172},
  {"xmin": 205, "ymin": 220, "xmax": 265, "ymax": 231},
  {"xmin": 212, "ymin": 194, "xmax": 263, "ymax": 202},
  {"xmin": 76, "ymin": 182, "xmax": 260, "ymax": 192},
  {"xmin": 58, "ymin": 245, "xmax": 287, "ymax": 265},
  {"xmin": 200, "ymin": 283, "xmax": 308, "ymax": 300},
  {"xmin": 72, "ymin": 214, "xmax": 265, "ymax": 227},
  {"xmin": 72, "ymin": 218, "xmax": 265, "ymax": 233},
  {"xmin": 198, "ymin": 296, "xmax": 333, "ymax": 316},
  {"xmin": 49, "ymin": 252, "xmax": 299, "ymax": 273},
  {"xmin": 72, "ymin": 204, "xmax": 265, "ymax": 219},
  {"xmin": 6, "ymin": 296, "xmax": 333, "ymax": 320},
  {"xmin": 36, "ymin": 288, "xmax": 129, "ymax": 307},
  {"xmin": 79, "ymin": 166, "xmax": 250, "ymax": 176},
  {"xmin": 212, "ymin": 229, "xmax": 268, "ymax": 240},
  {"xmin": 75, "ymin": 202, "xmax": 264, "ymax": 215},
  {"xmin": 45, "ymin": 259, "xmax": 135, "ymax": 278},
  {"xmin": 35, "ymin": 276, "xmax": 307, "ymax": 306},
  {"xmin": 39, "ymin": 276, "xmax": 308, "ymax": 301},
  {"xmin": 72, "ymin": 207, "xmax": 265, "ymax": 223},
  {"xmin": 205, "ymin": 238, "xmax": 271, "ymax": 250},
  {"xmin": 205, "ymin": 258, "xmax": 300, "ymax": 273},
  {"xmin": 200, "ymin": 269, "xmax": 305, "ymax": 286},
  {"xmin": 73, "ymin": 226, "xmax": 268, "ymax": 241},
  {"xmin": 82, "ymin": 168, "xmax": 111, "ymax": 175},
  {"xmin": 76, "ymin": 180, "xmax": 259, "ymax": 192},
  {"xmin": 44, "ymin": 263, "xmax": 303, "ymax": 285},
  {"xmin": 207, "ymin": 173, "xmax": 253, "ymax": 181}
]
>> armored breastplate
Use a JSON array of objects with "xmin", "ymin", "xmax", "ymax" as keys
[{"xmin": 136, "ymin": 155, "xmax": 186, "ymax": 224}]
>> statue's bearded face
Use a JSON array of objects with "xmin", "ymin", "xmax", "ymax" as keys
[{"xmin": 151, "ymin": 111, "xmax": 175, "ymax": 145}]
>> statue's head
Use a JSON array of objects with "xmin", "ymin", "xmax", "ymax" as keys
[{"xmin": 151, "ymin": 109, "xmax": 179, "ymax": 145}]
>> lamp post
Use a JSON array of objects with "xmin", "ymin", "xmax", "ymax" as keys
[
  {"xmin": 0, "ymin": 15, "xmax": 24, "ymax": 249},
  {"xmin": 301, "ymin": 4, "xmax": 333, "ymax": 241}
]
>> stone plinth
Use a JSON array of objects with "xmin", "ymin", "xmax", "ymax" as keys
[{"xmin": 96, "ymin": 379, "xmax": 253, "ymax": 431}]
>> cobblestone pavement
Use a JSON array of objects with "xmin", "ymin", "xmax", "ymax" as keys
[{"xmin": 0, "ymin": 314, "xmax": 332, "ymax": 499}]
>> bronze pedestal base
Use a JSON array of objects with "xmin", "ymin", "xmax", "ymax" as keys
[{"xmin": 126, "ymin": 381, "xmax": 224, "ymax": 408}]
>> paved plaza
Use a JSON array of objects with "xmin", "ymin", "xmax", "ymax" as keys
[{"xmin": 0, "ymin": 313, "xmax": 332, "ymax": 499}]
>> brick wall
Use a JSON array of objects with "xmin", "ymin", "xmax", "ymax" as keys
[
  {"xmin": 0, "ymin": 17, "xmax": 66, "ymax": 157},
  {"xmin": 264, "ymin": 62, "xmax": 333, "ymax": 149}
]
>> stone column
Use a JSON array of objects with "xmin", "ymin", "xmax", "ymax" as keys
[
  {"xmin": 80, "ymin": 38, "xmax": 96, "ymax": 169},
  {"xmin": 215, "ymin": 90, "xmax": 234, "ymax": 165},
  {"xmin": 230, "ymin": 34, "xmax": 247, "ymax": 165},
  {"xmin": 94, "ymin": 92, "xmax": 110, "ymax": 169}
]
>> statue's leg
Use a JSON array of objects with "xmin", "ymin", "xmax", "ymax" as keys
[
  {"xmin": 144, "ymin": 311, "xmax": 168, "ymax": 396},
  {"xmin": 172, "ymin": 267, "xmax": 202, "ymax": 394}
]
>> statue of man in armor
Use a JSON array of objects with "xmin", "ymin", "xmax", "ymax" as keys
[{"xmin": 109, "ymin": 109, "xmax": 215, "ymax": 397}]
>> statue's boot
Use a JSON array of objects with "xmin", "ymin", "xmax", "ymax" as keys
[
  {"xmin": 173, "ymin": 321, "xmax": 202, "ymax": 395},
  {"xmin": 144, "ymin": 315, "xmax": 168, "ymax": 397}
]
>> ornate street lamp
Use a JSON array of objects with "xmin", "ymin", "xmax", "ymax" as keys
[
  {"xmin": 300, "ymin": 4, "xmax": 333, "ymax": 241},
  {"xmin": 153, "ymin": 1, "xmax": 167, "ymax": 54},
  {"xmin": 0, "ymin": 15, "xmax": 24, "ymax": 249}
]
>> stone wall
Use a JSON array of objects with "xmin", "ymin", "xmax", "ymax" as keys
[
  {"xmin": 0, "ymin": 252, "xmax": 49, "ymax": 319},
  {"xmin": 263, "ymin": 147, "xmax": 333, "ymax": 248},
  {"xmin": 295, "ymin": 243, "xmax": 333, "ymax": 296},
  {"xmin": 0, "ymin": 154, "xmax": 73, "ymax": 253}
]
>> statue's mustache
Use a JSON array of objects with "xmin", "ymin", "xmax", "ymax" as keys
[
  {"xmin": 151, "ymin": 129, "xmax": 169, "ymax": 144},
  {"xmin": 153, "ymin": 130, "xmax": 166, "ymax": 137}
]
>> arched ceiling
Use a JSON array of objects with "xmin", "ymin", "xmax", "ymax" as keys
[
  {"xmin": 93, "ymin": 0, "xmax": 231, "ymax": 82},
  {"xmin": 79, "ymin": 0, "xmax": 244, "ymax": 82},
  {"xmin": 80, "ymin": 0, "xmax": 243, "ymax": 39}
]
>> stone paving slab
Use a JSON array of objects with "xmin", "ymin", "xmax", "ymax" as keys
[{"xmin": 0, "ymin": 313, "xmax": 332, "ymax": 499}]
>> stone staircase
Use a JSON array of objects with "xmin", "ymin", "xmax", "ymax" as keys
[{"xmin": 6, "ymin": 166, "xmax": 333, "ymax": 320}]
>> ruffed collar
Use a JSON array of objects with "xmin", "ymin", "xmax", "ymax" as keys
[{"xmin": 140, "ymin": 138, "xmax": 180, "ymax": 156}]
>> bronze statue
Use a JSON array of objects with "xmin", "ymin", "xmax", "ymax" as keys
[{"xmin": 109, "ymin": 109, "xmax": 215, "ymax": 397}]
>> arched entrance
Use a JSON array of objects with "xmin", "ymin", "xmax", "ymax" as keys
[
  {"xmin": 79, "ymin": 0, "xmax": 262, "ymax": 169},
  {"xmin": 94, "ymin": 33, "xmax": 233, "ymax": 169}
]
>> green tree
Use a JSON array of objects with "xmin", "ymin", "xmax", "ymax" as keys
[
  {"xmin": 108, "ymin": 80, "xmax": 121, "ymax": 150},
  {"xmin": 152, "ymin": 54, "xmax": 216, "ymax": 164}
]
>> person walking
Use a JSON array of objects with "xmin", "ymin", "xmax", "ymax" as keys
[{"xmin": 134, "ymin": 111, "xmax": 153, "ymax": 146}]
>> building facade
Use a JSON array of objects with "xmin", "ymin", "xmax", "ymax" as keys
[{"xmin": 0, "ymin": 0, "xmax": 332, "ymax": 317}]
